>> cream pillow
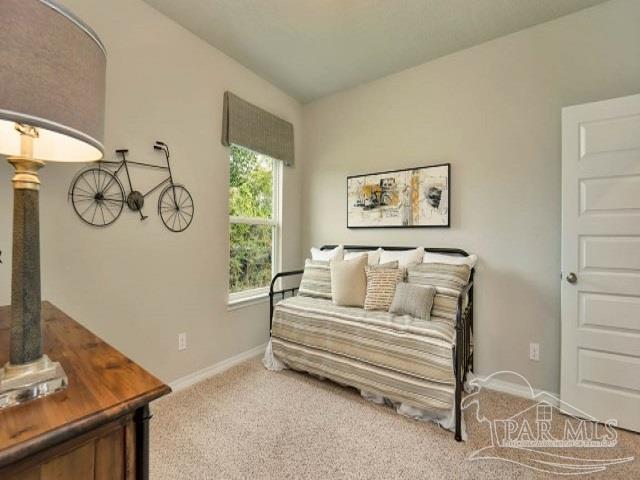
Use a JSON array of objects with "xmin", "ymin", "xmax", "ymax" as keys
[
  {"xmin": 344, "ymin": 248, "xmax": 382, "ymax": 265},
  {"xmin": 372, "ymin": 260, "xmax": 400, "ymax": 269},
  {"xmin": 330, "ymin": 255, "xmax": 368, "ymax": 307},
  {"xmin": 379, "ymin": 247, "xmax": 424, "ymax": 268},
  {"xmin": 310, "ymin": 245, "xmax": 344, "ymax": 261}
]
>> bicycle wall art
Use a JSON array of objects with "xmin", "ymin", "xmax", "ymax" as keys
[{"xmin": 69, "ymin": 141, "xmax": 194, "ymax": 232}]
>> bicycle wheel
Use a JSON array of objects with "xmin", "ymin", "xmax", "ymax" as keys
[
  {"xmin": 158, "ymin": 184, "xmax": 194, "ymax": 232},
  {"xmin": 71, "ymin": 167, "xmax": 125, "ymax": 227}
]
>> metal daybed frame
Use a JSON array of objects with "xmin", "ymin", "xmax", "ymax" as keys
[{"xmin": 268, "ymin": 245, "xmax": 474, "ymax": 442}]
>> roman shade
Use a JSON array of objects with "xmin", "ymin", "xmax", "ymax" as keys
[{"xmin": 221, "ymin": 92, "xmax": 295, "ymax": 166}]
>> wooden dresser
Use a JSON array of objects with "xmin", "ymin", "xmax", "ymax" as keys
[{"xmin": 0, "ymin": 302, "xmax": 171, "ymax": 479}]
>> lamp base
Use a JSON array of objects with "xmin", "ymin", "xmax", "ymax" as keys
[{"xmin": 0, "ymin": 355, "xmax": 67, "ymax": 409}]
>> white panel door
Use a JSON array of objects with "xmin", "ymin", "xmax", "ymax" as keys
[{"xmin": 561, "ymin": 93, "xmax": 640, "ymax": 432}]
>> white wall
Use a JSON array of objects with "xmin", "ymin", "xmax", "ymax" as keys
[
  {"xmin": 1, "ymin": 0, "xmax": 638, "ymax": 393},
  {"xmin": 0, "ymin": 0, "xmax": 303, "ymax": 383},
  {"xmin": 301, "ymin": 0, "xmax": 640, "ymax": 393}
]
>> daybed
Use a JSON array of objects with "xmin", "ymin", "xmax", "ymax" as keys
[{"xmin": 263, "ymin": 245, "xmax": 474, "ymax": 441}]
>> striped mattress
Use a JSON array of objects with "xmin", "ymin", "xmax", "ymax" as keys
[{"xmin": 270, "ymin": 295, "xmax": 457, "ymax": 412}]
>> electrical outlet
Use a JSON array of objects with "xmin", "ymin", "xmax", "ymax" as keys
[
  {"xmin": 178, "ymin": 333, "xmax": 187, "ymax": 351},
  {"xmin": 529, "ymin": 342, "xmax": 540, "ymax": 361}
]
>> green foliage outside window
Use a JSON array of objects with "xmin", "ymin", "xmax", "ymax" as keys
[{"xmin": 229, "ymin": 145, "xmax": 275, "ymax": 294}]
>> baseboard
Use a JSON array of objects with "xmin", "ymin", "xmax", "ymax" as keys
[
  {"xmin": 467, "ymin": 372, "xmax": 560, "ymax": 407},
  {"xmin": 169, "ymin": 348, "xmax": 560, "ymax": 406},
  {"xmin": 169, "ymin": 343, "xmax": 267, "ymax": 392}
]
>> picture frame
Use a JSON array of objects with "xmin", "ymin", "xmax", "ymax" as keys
[{"xmin": 346, "ymin": 163, "xmax": 450, "ymax": 228}]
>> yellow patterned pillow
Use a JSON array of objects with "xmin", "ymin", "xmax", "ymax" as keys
[{"xmin": 364, "ymin": 266, "xmax": 404, "ymax": 311}]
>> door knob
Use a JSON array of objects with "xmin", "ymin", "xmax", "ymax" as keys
[{"xmin": 566, "ymin": 272, "xmax": 577, "ymax": 284}]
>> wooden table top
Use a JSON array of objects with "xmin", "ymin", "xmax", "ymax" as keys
[{"xmin": 0, "ymin": 302, "xmax": 171, "ymax": 468}]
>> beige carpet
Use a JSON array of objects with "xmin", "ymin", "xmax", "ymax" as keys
[{"xmin": 150, "ymin": 358, "xmax": 639, "ymax": 479}]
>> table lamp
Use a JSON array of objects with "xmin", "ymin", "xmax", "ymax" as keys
[{"xmin": 0, "ymin": 0, "xmax": 106, "ymax": 408}]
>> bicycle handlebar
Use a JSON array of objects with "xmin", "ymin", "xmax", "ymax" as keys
[{"xmin": 154, "ymin": 141, "xmax": 170, "ymax": 158}]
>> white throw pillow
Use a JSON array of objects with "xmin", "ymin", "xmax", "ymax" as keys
[
  {"xmin": 310, "ymin": 245, "xmax": 344, "ymax": 261},
  {"xmin": 344, "ymin": 248, "xmax": 382, "ymax": 265},
  {"xmin": 423, "ymin": 252, "xmax": 478, "ymax": 268},
  {"xmin": 379, "ymin": 247, "xmax": 424, "ymax": 268}
]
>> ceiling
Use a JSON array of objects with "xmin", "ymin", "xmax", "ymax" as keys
[{"xmin": 142, "ymin": 0, "xmax": 609, "ymax": 103}]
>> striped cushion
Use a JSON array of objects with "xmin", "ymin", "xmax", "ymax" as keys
[
  {"xmin": 364, "ymin": 266, "xmax": 404, "ymax": 311},
  {"xmin": 271, "ymin": 338, "xmax": 454, "ymax": 412},
  {"xmin": 298, "ymin": 259, "xmax": 332, "ymax": 299},
  {"xmin": 271, "ymin": 295, "xmax": 455, "ymax": 383},
  {"xmin": 406, "ymin": 263, "xmax": 471, "ymax": 324}
]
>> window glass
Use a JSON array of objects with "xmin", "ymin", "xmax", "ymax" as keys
[
  {"xmin": 229, "ymin": 145, "xmax": 273, "ymax": 219},
  {"xmin": 229, "ymin": 145, "xmax": 279, "ymax": 298},
  {"xmin": 229, "ymin": 223, "xmax": 273, "ymax": 294}
]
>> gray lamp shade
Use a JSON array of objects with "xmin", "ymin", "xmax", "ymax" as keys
[{"xmin": 0, "ymin": 0, "xmax": 106, "ymax": 162}]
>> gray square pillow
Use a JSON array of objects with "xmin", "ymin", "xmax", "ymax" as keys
[{"xmin": 389, "ymin": 283, "xmax": 436, "ymax": 320}]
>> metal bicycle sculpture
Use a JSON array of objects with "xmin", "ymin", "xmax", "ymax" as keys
[{"xmin": 69, "ymin": 141, "xmax": 194, "ymax": 232}]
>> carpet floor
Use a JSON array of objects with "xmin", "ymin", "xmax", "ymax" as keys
[{"xmin": 150, "ymin": 358, "xmax": 639, "ymax": 479}]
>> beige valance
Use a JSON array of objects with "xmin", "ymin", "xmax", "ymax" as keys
[{"xmin": 221, "ymin": 91, "xmax": 295, "ymax": 166}]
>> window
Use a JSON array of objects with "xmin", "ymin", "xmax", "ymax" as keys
[{"xmin": 229, "ymin": 144, "xmax": 281, "ymax": 303}]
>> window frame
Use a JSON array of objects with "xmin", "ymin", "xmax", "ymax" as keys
[{"xmin": 228, "ymin": 147, "xmax": 282, "ymax": 306}]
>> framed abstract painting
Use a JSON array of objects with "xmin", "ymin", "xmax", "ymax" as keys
[{"xmin": 347, "ymin": 163, "xmax": 450, "ymax": 228}]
